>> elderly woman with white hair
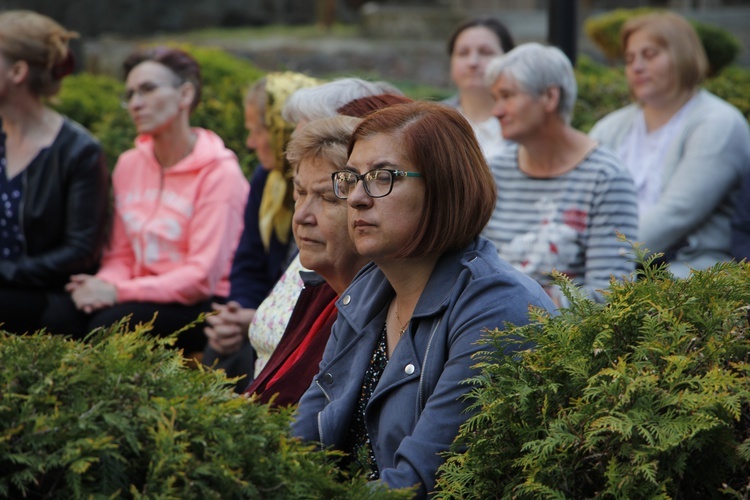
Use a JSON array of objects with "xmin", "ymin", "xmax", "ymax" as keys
[
  {"xmin": 203, "ymin": 76, "xmax": 406, "ymax": 391},
  {"xmin": 282, "ymin": 77, "xmax": 403, "ymax": 128},
  {"xmin": 482, "ymin": 42, "xmax": 638, "ymax": 306}
]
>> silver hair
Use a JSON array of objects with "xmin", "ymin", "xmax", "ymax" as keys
[
  {"xmin": 282, "ymin": 77, "xmax": 400, "ymax": 123},
  {"xmin": 371, "ymin": 80, "xmax": 405, "ymax": 97},
  {"xmin": 485, "ymin": 42, "xmax": 577, "ymax": 125}
]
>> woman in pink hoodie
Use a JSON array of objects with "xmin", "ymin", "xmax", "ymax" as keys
[{"xmin": 58, "ymin": 47, "xmax": 249, "ymax": 352}]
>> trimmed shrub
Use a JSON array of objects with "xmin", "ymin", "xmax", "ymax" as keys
[
  {"xmin": 585, "ymin": 7, "xmax": 656, "ymax": 60},
  {"xmin": 704, "ymin": 65, "xmax": 750, "ymax": 123},
  {"xmin": 51, "ymin": 73, "xmax": 124, "ymax": 133},
  {"xmin": 584, "ymin": 8, "xmax": 741, "ymax": 76},
  {"xmin": 435, "ymin": 245, "xmax": 750, "ymax": 499},
  {"xmin": 53, "ymin": 44, "xmax": 265, "ymax": 175},
  {"xmin": 186, "ymin": 44, "xmax": 266, "ymax": 175},
  {"xmin": 573, "ymin": 55, "xmax": 631, "ymax": 132},
  {"xmin": 0, "ymin": 321, "xmax": 411, "ymax": 498},
  {"xmin": 694, "ymin": 22, "xmax": 744, "ymax": 77}
]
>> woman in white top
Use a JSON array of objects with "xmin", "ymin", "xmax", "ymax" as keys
[
  {"xmin": 443, "ymin": 17, "xmax": 515, "ymax": 159},
  {"xmin": 590, "ymin": 12, "xmax": 750, "ymax": 277}
]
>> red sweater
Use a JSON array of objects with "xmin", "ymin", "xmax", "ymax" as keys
[{"xmin": 245, "ymin": 273, "xmax": 338, "ymax": 406}]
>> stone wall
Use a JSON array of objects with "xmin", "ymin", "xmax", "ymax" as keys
[
  {"xmin": 0, "ymin": 0, "xmax": 342, "ymax": 36},
  {"xmin": 8, "ymin": 0, "xmax": 747, "ymax": 89},
  {"xmin": 3, "ymin": 0, "xmax": 747, "ymax": 39}
]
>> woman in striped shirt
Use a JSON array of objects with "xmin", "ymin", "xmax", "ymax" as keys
[{"xmin": 482, "ymin": 43, "xmax": 638, "ymax": 306}]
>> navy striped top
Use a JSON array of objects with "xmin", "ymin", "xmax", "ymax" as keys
[{"xmin": 482, "ymin": 143, "xmax": 638, "ymax": 304}]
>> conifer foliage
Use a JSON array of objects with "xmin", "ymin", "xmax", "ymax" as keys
[
  {"xmin": 436, "ymin": 245, "xmax": 750, "ymax": 499},
  {"xmin": 0, "ymin": 320, "xmax": 408, "ymax": 499}
]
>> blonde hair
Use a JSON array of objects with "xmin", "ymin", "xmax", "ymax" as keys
[
  {"xmin": 0, "ymin": 10, "xmax": 78, "ymax": 97},
  {"xmin": 621, "ymin": 12, "xmax": 708, "ymax": 93},
  {"xmin": 286, "ymin": 115, "xmax": 361, "ymax": 174}
]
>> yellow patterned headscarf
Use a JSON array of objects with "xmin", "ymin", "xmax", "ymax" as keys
[{"xmin": 258, "ymin": 71, "xmax": 322, "ymax": 251}]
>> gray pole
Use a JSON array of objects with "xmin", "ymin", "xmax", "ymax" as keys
[{"xmin": 548, "ymin": 0, "xmax": 578, "ymax": 65}]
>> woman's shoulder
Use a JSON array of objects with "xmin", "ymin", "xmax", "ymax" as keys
[
  {"xmin": 581, "ymin": 144, "xmax": 630, "ymax": 177},
  {"xmin": 676, "ymin": 91, "xmax": 750, "ymax": 157},
  {"xmin": 55, "ymin": 117, "xmax": 103, "ymax": 154},
  {"xmin": 462, "ymin": 238, "xmax": 525, "ymax": 277},
  {"xmin": 456, "ymin": 238, "xmax": 556, "ymax": 315},
  {"xmin": 441, "ymin": 94, "xmax": 460, "ymax": 108},
  {"xmin": 112, "ymin": 138, "xmax": 147, "ymax": 171},
  {"xmin": 589, "ymin": 102, "xmax": 640, "ymax": 141},
  {"xmin": 691, "ymin": 90, "xmax": 749, "ymax": 125},
  {"xmin": 486, "ymin": 143, "xmax": 519, "ymax": 169},
  {"xmin": 32, "ymin": 117, "xmax": 106, "ymax": 178},
  {"xmin": 451, "ymin": 239, "xmax": 542, "ymax": 294},
  {"xmin": 574, "ymin": 146, "xmax": 636, "ymax": 198},
  {"xmin": 189, "ymin": 128, "xmax": 242, "ymax": 171}
]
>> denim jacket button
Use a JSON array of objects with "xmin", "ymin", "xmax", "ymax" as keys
[
  {"xmin": 404, "ymin": 364, "xmax": 415, "ymax": 375},
  {"xmin": 323, "ymin": 373, "xmax": 334, "ymax": 384},
  {"xmin": 342, "ymin": 295, "xmax": 351, "ymax": 305}
]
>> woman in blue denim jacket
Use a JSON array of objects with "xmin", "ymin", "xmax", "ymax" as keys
[{"xmin": 292, "ymin": 101, "xmax": 556, "ymax": 497}]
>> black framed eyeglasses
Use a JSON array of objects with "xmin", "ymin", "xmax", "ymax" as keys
[{"xmin": 331, "ymin": 168, "xmax": 423, "ymax": 199}]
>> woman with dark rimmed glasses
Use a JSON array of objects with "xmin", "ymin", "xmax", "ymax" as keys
[
  {"xmin": 331, "ymin": 168, "xmax": 422, "ymax": 199},
  {"xmin": 293, "ymin": 101, "xmax": 556, "ymax": 497}
]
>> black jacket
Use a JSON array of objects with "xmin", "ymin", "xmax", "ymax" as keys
[{"xmin": 0, "ymin": 118, "xmax": 110, "ymax": 290}]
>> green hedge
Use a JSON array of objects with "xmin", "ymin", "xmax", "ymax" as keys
[
  {"xmin": 53, "ymin": 44, "xmax": 265, "ymax": 175},
  {"xmin": 584, "ymin": 8, "xmax": 741, "ymax": 76},
  {"xmin": 435, "ymin": 246, "xmax": 750, "ymax": 499},
  {"xmin": 704, "ymin": 65, "xmax": 750, "ymax": 123},
  {"xmin": 0, "ymin": 321, "xmax": 411, "ymax": 498},
  {"xmin": 572, "ymin": 55, "xmax": 631, "ymax": 132}
]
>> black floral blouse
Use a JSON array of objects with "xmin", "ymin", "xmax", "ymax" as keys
[
  {"xmin": 0, "ymin": 128, "xmax": 24, "ymax": 261},
  {"xmin": 342, "ymin": 324, "xmax": 389, "ymax": 480}
]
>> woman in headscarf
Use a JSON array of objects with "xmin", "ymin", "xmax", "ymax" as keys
[{"xmin": 203, "ymin": 72, "xmax": 320, "ymax": 384}]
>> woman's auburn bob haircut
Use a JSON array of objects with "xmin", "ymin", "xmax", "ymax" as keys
[
  {"xmin": 347, "ymin": 101, "xmax": 497, "ymax": 259},
  {"xmin": 621, "ymin": 11, "xmax": 708, "ymax": 93}
]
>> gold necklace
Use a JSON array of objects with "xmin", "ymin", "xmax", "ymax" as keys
[{"xmin": 395, "ymin": 302, "xmax": 409, "ymax": 337}]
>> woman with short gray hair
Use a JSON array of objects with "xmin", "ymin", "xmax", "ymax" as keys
[
  {"xmin": 482, "ymin": 42, "xmax": 638, "ymax": 307},
  {"xmin": 484, "ymin": 42, "xmax": 576, "ymax": 125}
]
